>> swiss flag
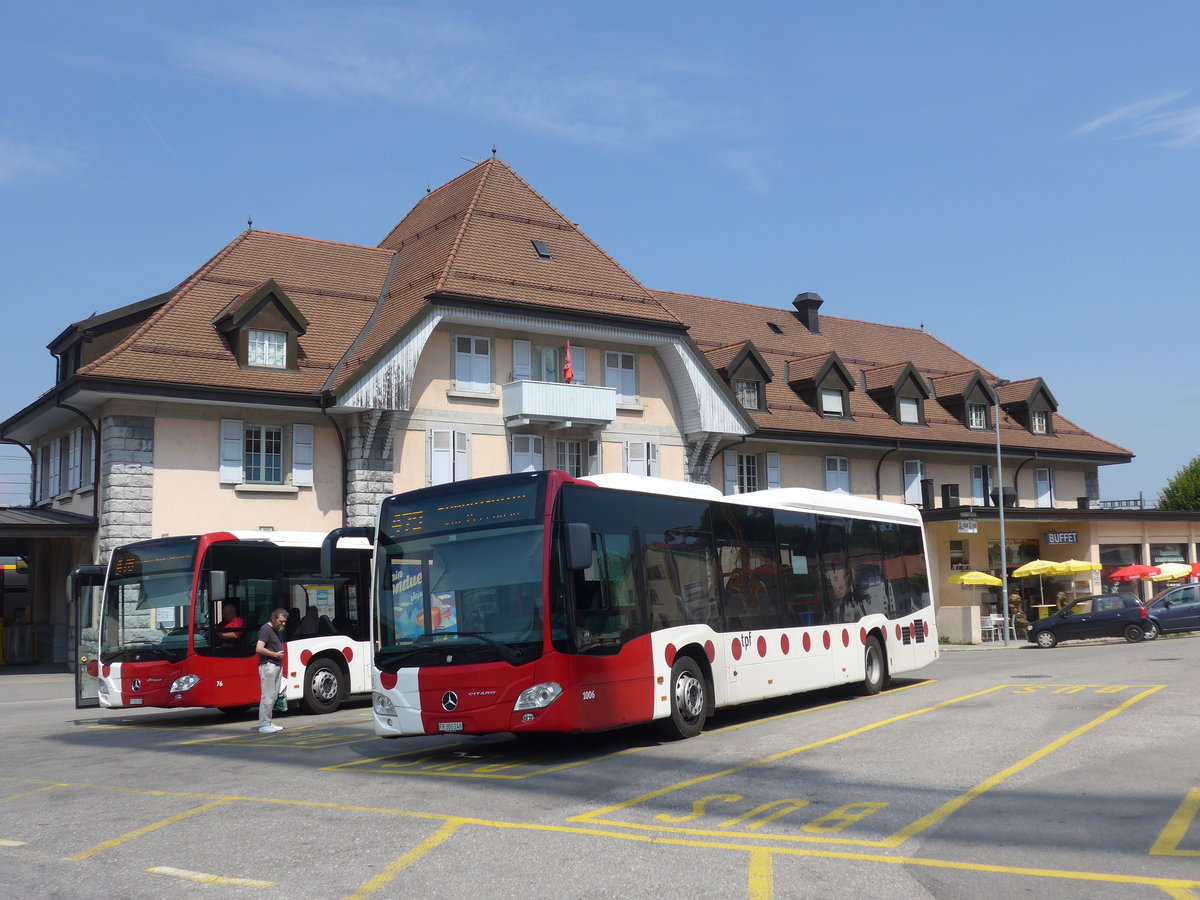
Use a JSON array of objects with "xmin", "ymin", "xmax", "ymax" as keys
[{"xmin": 563, "ymin": 341, "xmax": 574, "ymax": 384}]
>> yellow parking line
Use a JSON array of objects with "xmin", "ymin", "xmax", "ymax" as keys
[
  {"xmin": 1, "ymin": 784, "xmax": 62, "ymax": 803},
  {"xmin": 0, "ymin": 839, "xmax": 27, "ymax": 847},
  {"xmin": 68, "ymin": 799, "xmax": 231, "ymax": 860},
  {"xmin": 748, "ymin": 849, "xmax": 772, "ymax": 900},
  {"xmin": 342, "ymin": 819, "xmax": 463, "ymax": 899},
  {"xmin": 1151, "ymin": 787, "xmax": 1200, "ymax": 857},
  {"xmin": 146, "ymin": 866, "xmax": 275, "ymax": 887}
]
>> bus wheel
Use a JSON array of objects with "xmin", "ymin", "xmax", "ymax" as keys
[
  {"xmin": 301, "ymin": 659, "xmax": 343, "ymax": 714},
  {"xmin": 859, "ymin": 636, "xmax": 887, "ymax": 695},
  {"xmin": 658, "ymin": 655, "xmax": 707, "ymax": 740}
]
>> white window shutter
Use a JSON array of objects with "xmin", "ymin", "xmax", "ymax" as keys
[
  {"xmin": 903, "ymin": 460, "xmax": 923, "ymax": 504},
  {"xmin": 766, "ymin": 452, "xmax": 781, "ymax": 490},
  {"xmin": 648, "ymin": 442, "xmax": 658, "ymax": 477},
  {"xmin": 626, "ymin": 441, "xmax": 644, "ymax": 475},
  {"xmin": 67, "ymin": 429, "xmax": 82, "ymax": 491},
  {"xmin": 723, "ymin": 450, "xmax": 738, "ymax": 494},
  {"xmin": 49, "ymin": 438, "xmax": 61, "ymax": 496},
  {"xmin": 512, "ymin": 340, "xmax": 531, "ymax": 381},
  {"xmin": 430, "ymin": 430, "xmax": 452, "ymax": 485},
  {"xmin": 454, "ymin": 431, "xmax": 469, "ymax": 482},
  {"xmin": 292, "ymin": 424, "xmax": 314, "ymax": 486},
  {"xmin": 473, "ymin": 339, "xmax": 490, "ymax": 391},
  {"xmin": 220, "ymin": 420, "xmax": 244, "ymax": 484},
  {"xmin": 571, "ymin": 346, "xmax": 586, "ymax": 385},
  {"xmin": 587, "ymin": 439, "xmax": 599, "ymax": 475}
]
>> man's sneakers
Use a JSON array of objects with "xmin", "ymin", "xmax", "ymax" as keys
[{"xmin": 257, "ymin": 723, "xmax": 283, "ymax": 734}]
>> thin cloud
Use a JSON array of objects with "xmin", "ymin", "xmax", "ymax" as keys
[
  {"xmin": 1073, "ymin": 91, "xmax": 1200, "ymax": 148},
  {"xmin": 167, "ymin": 9, "xmax": 745, "ymax": 149},
  {"xmin": 0, "ymin": 134, "xmax": 80, "ymax": 186}
]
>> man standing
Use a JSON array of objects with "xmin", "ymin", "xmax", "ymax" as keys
[{"xmin": 255, "ymin": 608, "xmax": 288, "ymax": 733}]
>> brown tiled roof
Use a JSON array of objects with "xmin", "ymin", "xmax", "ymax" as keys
[
  {"xmin": 79, "ymin": 230, "xmax": 392, "ymax": 395},
  {"xmin": 861, "ymin": 362, "xmax": 912, "ymax": 393},
  {"xmin": 703, "ymin": 343, "xmax": 744, "ymax": 374},
  {"xmin": 929, "ymin": 370, "xmax": 981, "ymax": 398},
  {"xmin": 338, "ymin": 159, "xmax": 682, "ymax": 388},
  {"xmin": 654, "ymin": 289, "xmax": 1131, "ymax": 458}
]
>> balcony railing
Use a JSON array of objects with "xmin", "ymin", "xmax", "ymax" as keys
[{"xmin": 501, "ymin": 380, "xmax": 616, "ymax": 427}]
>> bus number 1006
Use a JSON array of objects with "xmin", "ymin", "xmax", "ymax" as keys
[{"xmin": 582, "ymin": 690, "xmax": 596, "ymax": 701}]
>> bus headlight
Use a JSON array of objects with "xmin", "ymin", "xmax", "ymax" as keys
[
  {"xmin": 169, "ymin": 674, "xmax": 200, "ymax": 693},
  {"xmin": 513, "ymin": 682, "xmax": 562, "ymax": 710},
  {"xmin": 373, "ymin": 693, "xmax": 397, "ymax": 716}
]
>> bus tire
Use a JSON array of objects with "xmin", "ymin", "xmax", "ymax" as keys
[
  {"xmin": 301, "ymin": 659, "xmax": 344, "ymax": 714},
  {"xmin": 859, "ymin": 635, "xmax": 887, "ymax": 695},
  {"xmin": 657, "ymin": 655, "xmax": 707, "ymax": 740}
]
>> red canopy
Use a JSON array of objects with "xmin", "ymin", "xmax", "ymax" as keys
[{"xmin": 1108, "ymin": 564, "xmax": 1160, "ymax": 581}]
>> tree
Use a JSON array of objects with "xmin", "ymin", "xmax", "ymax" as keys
[{"xmin": 1157, "ymin": 456, "xmax": 1200, "ymax": 510}]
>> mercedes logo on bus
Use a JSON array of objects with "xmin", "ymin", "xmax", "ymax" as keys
[
  {"xmin": 441, "ymin": 691, "xmax": 459, "ymax": 712},
  {"xmin": 131, "ymin": 679, "xmax": 142, "ymax": 693}
]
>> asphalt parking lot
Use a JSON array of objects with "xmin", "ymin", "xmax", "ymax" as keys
[{"xmin": 2, "ymin": 634, "xmax": 1199, "ymax": 899}]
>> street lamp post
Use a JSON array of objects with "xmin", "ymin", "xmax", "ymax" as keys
[{"xmin": 994, "ymin": 380, "xmax": 1011, "ymax": 645}]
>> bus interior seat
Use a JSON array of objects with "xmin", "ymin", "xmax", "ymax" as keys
[
  {"xmin": 318, "ymin": 615, "xmax": 334, "ymax": 635},
  {"xmin": 294, "ymin": 606, "xmax": 319, "ymax": 637},
  {"xmin": 285, "ymin": 607, "xmax": 301, "ymax": 638}
]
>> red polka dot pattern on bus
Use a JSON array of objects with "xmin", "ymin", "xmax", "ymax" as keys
[
  {"xmin": 822, "ymin": 630, "xmax": 831, "ymax": 650},
  {"xmin": 379, "ymin": 671, "xmax": 397, "ymax": 690},
  {"xmin": 841, "ymin": 629, "xmax": 850, "ymax": 647},
  {"xmin": 860, "ymin": 627, "xmax": 867, "ymax": 645},
  {"xmin": 704, "ymin": 640, "xmax": 715, "ymax": 662},
  {"xmin": 757, "ymin": 635, "xmax": 767, "ymax": 657},
  {"xmin": 300, "ymin": 649, "xmax": 313, "ymax": 666},
  {"xmin": 102, "ymin": 664, "xmax": 110, "ymax": 678},
  {"xmin": 802, "ymin": 632, "xmax": 811, "ymax": 652},
  {"xmin": 665, "ymin": 643, "xmax": 677, "ymax": 667},
  {"xmin": 923, "ymin": 621, "xmax": 930, "ymax": 637},
  {"xmin": 342, "ymin": 646, "xmax": 354, "ymax": 662},
  {"xmin": 731, "ymin": 638, "xmax": 742, "ymax": 661},
  {"xmin": 780, "ymin": 634, "xmax": 790, "ymax": 655},
  {"xmin": 895, "ymin": 624, "xmax": 903, "ymax": 641}
]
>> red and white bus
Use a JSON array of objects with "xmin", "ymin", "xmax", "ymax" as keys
[
  {"xmin": 72, "ymin": 531, "xmax": 371, "ymax": 714},
  {"xmin": 369, "ymin": 470, "xmax": 938, "ymax": 740}
]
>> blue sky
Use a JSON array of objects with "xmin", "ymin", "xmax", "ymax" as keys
[{"xmin": 2, "ymin": 1, "xmax": 1197, "ymax": 505}]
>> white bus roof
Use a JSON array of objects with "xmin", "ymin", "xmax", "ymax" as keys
[
  {"xmin": 578, "ymin": 476, "xmax": 922, "ymax": 525},
  {"xmin": 224, "ymin": 531, "xmax": 372, "ymax": 549}
]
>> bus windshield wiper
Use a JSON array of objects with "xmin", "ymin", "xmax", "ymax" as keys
[{"xmin": 428, "ymin": 631, "xmax": 521, "ymax": 662}]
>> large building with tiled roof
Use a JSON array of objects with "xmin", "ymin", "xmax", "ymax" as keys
[{"xmin": 4, "ymin": 156, "xmax": 1197, "ymax": 660}]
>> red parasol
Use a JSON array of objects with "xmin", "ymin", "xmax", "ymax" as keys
[
  {"xmin": 563, "ymin": 341, "xmax": 574, "ymax": 384},
  {"xmin": 1108, "ymin": 564, "xmax": 1160, "ymax": 581}
]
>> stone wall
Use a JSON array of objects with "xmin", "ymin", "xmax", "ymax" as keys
[{"xmin": 97, "ymin": 415, "xmax": 154, "ymax": 561}]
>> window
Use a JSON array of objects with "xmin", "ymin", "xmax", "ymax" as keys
[
  {"xmin": 513, "ymin": 340, "xmax": 562, "ymax": 383},
  {"xmin": 739, "ymin": 454, "xmax": 759, "ymax": 493},
  {"xmin": 902, "ymin": 459, "xmax": 925, "ymax": 505},
  {"xmin": 556, "ymin": 440, "xmax": 584, "ymax": 477},
  {"xmin": 247, "ymin": 329, "xmax": 287, "ymax": 368},
  {"xmin": 735, "ymin": 379, "xmax": 760, "ymax": 410},
  {"xmin": 430, "ymin": 430, "xmax": 469, "ymax": 485},
  {"xmin": 220, "ymin": 420, "xmax": 313, "ymax": 487},
  {"xmin": 454, "ymin": 335, "xmax": 491, "ymax": 392},
  {"xmin": 626, "ymin": 441, "xmax": 658, "ymax": 476},
  {"xmin": 820, "ymin": 388, "xmax": 845, "ymax": 417},
  {"xmin": 531, "ymin": 240, "xmax": 552, "ymax": 259},
  {"xmin": 511, "ymin": 435, "xmax": 544, "ymax": 473},
  {"xmin": 1032, "ymin": 410, "xmax": 1049, "ymax": 434},
  {"xmin": 824, "ymin": 456, "xmax": 849, "ymax": 493},
  {"xmin": 968, "ymin": 404, "xmax": 988, "ymax": 429},
  {"xmin": 605, "ymin": 351, "xmax": 637, "ymax": 403},
  {"xmin": 1035, "ymin": 467, "xmax": 1055, "ymax": 508},
  {"xmin": 243, "ymin": 425, "xmax": 283, "ymax": 483},
  {"xmin": 723, "ymin": 450, "xmax": 781, "ymax": 494},
  {"xmin": 767, "ymin": 322, "xmax": 784, "ymax": 335},
  {"xmin": 971, "ymin": 464, "xmax": 993, "ymax": 506},
  {"xmin": 949, "ymin": 540, "xmax": 969, "ymax": 570},
  {"xmin": 898, "ymin": 397, "xmax": 920, "ymax": 424}
]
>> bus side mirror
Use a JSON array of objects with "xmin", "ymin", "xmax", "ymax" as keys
[
  {"xmin": 208, "ymin": 570, "xmax": 227, "ymax": 603},
  {"xmin": 67, "ymin": 565, "xmax": 105, "ymax": 600},
  {"xmin": 565, "ymin": 523, "xmax": 593, "ymax": 570}
]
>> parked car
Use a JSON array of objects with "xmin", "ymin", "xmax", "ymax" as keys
[
  {"xmin": 1027, "ymin": 592, "xmax": 1149, "ymax": 648},
  {"xmin": 1143, "ymin": 585, "xmax": 1200, "ymax": 639}
]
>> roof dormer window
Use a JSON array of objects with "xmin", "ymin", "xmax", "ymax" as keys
[
  {"xmin": 968, "ymin": 403, "xmax": 988, "ymax": 430},
  {"xmin": 735, "ymin": 379, "xmax": 761, "ymax": 410},
  {"xmin": 248, "ymin": 329, "xmax": 287, "ymax": 368},
  {"xmin": 821, "ymin": 388, "xmax": 846, "ymax": 418},
  {"xmin": 898, "ymin": 396, "xmax": 920, "ymax": 424},
  {"xmin": 1032, "ymin": 410, "xmax": 1049, "ymax": 434}
]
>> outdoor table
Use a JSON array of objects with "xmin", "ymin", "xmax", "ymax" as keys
[{"xmin": 1032, "ymin": 604, "xmax": 1055, "ymax": 619}]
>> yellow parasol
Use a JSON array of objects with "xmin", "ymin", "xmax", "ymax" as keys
[
  {"xmin": 1011, "ymin": 559, "xmax": 1064, "ymax": 608},
  {"xmin": 948, "ymin": 570, "xmax": 1003, "ymax": 586},
  {"xmin": 1149, "ymin": 562, "xmax": 1192, "ymax": 582}
]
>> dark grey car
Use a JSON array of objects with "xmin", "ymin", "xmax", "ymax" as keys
[
  {"xmin": 1027, "ymin": 592, "xmax": 1149, "ymax": 648},
  {"xmin": 1144, "ymin": 585, "xmax": 1200, "ymax": 639}
]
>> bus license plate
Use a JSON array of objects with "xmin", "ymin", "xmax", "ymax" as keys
[
  {"xmin": 438, "ymin": 722, "xmax": 464, "ymax": 733},
  {"xmin": 129, "ymin": 699, "xmax": 143, "ymax": 705}
]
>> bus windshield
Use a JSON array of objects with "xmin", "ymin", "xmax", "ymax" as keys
[
  {"xmin": 101, "ymin": 537, "xmax": 199, "ymax": 662},
  {"xmin": 374, "ymin": 477, "xmax": 546, "ymax": 669}
]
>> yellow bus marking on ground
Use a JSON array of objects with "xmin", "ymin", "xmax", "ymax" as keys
[
  {"xmin": 1152, "ymin": 787, "xmax": 1200, "ymax": 857},
  {"xmin": 571, "ymin": 684, "xmax": 1165, "ymax": 850},
  {"xmin": 146, "ymin": 866, "xmax": 275, "ymax": 887},
  {"xmin": 1, "ymin": 784, "xmax": 62, "ymax": 803},
  {"xmin": 324, "ymin": 744, "xmax": 648, "ymax": 778},
  {"xmin": 570, "ymin": 685, "xmax": 1005, "ymax": 829},
  {"xmin": 0, "ymin": 839, "xmax": 27, "ymax": 847},
  {"xmin": 68, "ymin": 799, "xmax": 231, "ymax": 860},
  {"xmin": 342, "ymin": 820, "xmax": 463, "ymax": 899},
  {"xmin": 748, "ymin": 848, "xmax": 773, "ymax": 900}
]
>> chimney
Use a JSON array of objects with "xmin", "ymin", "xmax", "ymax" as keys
[{"xmin": 792, "ymin": 292, "xmax": 824, "ymax": 334}]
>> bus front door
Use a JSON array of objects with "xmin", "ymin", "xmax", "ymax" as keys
[{"xmin": 68, "ymin": 565, "xmax": 105, "ymax": 709}]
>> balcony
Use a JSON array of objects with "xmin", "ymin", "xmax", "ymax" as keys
[{"xmin": 501, "ymin": 380, "xmax": 616, "ymax": 428}]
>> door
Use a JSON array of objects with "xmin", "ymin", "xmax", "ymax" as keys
[{"xmin": 69, "ymin": 565, "xmax": 105, "ymax": 708}]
